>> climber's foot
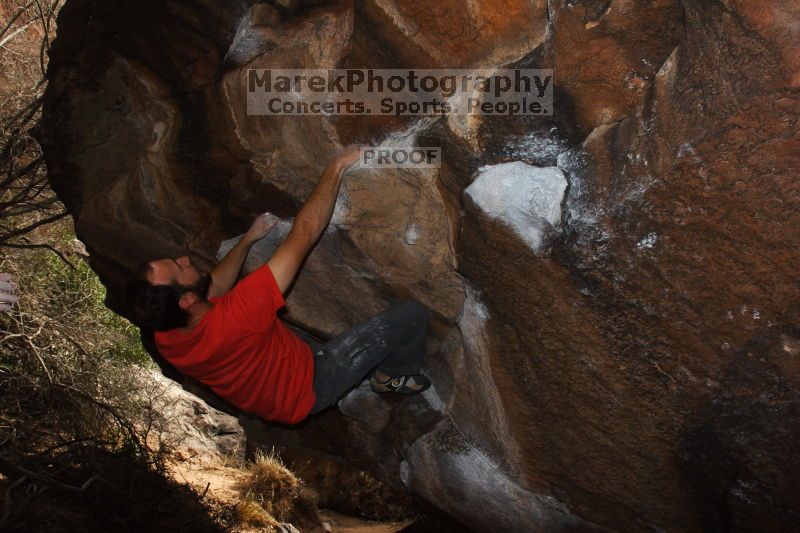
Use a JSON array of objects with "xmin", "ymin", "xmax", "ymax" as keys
[{"xmin": 370, "ymin": 370, "xmax": 431, "ymax": 395}]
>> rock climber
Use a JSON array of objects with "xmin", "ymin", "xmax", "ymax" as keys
[{"xmin": 125, "ymin": 145, "xmax": 431, "ymax": 425}]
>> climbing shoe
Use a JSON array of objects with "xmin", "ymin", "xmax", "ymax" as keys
[{"xmin": 370, "ymin": 373, "xmax": 431, "ymax": 395}]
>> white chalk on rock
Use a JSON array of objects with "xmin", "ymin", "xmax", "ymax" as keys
[{"xmin": 465, "ymin": 162, "xmax": 567, "ymax": 252}]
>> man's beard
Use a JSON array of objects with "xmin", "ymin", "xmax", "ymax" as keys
[{"xmin": 184, "ymin": 272, "xmax": 211, "ymax": 301}]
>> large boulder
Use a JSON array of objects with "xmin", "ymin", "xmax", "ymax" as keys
[{"xmin": 39, "ymin": 0, "xmax": 800, "ymax": 531}]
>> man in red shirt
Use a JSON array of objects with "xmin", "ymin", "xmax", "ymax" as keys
[{"xmin": 126, "ymin": 146, "xmax": 430, "ymax": 424}]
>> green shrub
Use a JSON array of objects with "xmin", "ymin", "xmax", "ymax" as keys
[{"xmin": 2, "ymin": 222, "xmax": 149, "ymax": 367}]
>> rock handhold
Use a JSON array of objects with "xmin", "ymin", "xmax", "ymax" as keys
[{"xmin": 465, "ymin": 162, "xmax": 567, "ymax": 253}]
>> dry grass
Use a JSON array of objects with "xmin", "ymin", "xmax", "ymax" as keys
[
  {"xmin": 280, "ymin": 447, "xmax": 418, "ymax": 522},
  {"xmin": 240, "ymin": 449, "xmax": 302, "ymax": 520},
  {"xmin": 234, "ymin": 449, "xmax": 324, "ymax": 532},
  {"xmin": 236, "ymin": 499, "xmax": 281, "ymax": 530}
]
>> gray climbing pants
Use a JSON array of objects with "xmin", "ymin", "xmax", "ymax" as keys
[{"xmin": 291, "ymin": 300, "xmax": 429, "ymax": 415}]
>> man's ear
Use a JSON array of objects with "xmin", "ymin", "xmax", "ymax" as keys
[{"xmin": 178, "ymin": 291, "xmax": 199, "ymax": 310}]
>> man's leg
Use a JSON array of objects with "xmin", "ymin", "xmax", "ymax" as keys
[{"xmin": 309, "ymin": 300, "xmax": 429, "ymax": 414}]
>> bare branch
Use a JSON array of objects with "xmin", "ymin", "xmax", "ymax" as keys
[
  {"xmin": 1, "ymin": 197, "xmax": 61, "ymax": 216},
  {"xmin": 0, "ymin": 242, "xmax": 76, "ymax": 269},
  {"xmin": 0, "ymin": 210, "xmax": 68, "ymax": 243},
  {"xmin": 0, "ymin": 155, "xmax": 43, "ymax": 191},
  {"xmin": 2, "ymin": 94, "xmax": 43, "ymax": 127},
  {"xmin": 32, "ymin": 1, "xmax": 50, "ymax": 76},
  {"xmin": 0, "ymin": 21, "xmax": 35, "ymax": 49},
  {"xmin": 0, "ymin": 1, "xmax": 36, "ymax": 41},
  {"xmin": 0, "ymin": 455, "xmax": 101, "ymax": 493}
]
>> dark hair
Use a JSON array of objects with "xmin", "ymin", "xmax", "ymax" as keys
[{"xmin": 125, "ymin": 262, "xmax": 190, "ymax": 331}]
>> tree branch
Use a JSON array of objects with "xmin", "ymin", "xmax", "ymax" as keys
[
  {"xmin": 0, "ymin": 210, "xmax": 68, "ymax": 243},
  {"xmin": 0, "ymin": 1, "xmax": 36, "ymax": 42},
  {"xmin": 0, "ymin": 241, "xmax": 76, "ymax": 269}
]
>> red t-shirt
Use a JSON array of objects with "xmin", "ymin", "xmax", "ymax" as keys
[{"xmin": 154, "ymin": 264, "xmax": 316, "ymax": 424}]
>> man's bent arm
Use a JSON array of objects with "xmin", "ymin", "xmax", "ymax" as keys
[
  {"xmin": 207, "ymin": 238, "xmax": 252, "ymax": 299},
  {"xmin": 208, "ymin": 213, "xmax": 279, "ymax": 298},
  {"xmin": 268, "ymin": 146, "xmax": 361, "ymax": 293}
]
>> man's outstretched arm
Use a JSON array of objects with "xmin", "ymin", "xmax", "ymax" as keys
[
  {"xmin": 207, "ymin": 213, "xmax": 279, "ymax": 299},
  {"xmin": 268, "ymin": 145, "xmax": 362, "ymax": 293}
]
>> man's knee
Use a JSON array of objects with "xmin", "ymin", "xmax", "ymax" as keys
[{"xmin": 390, "ymin": 299, "xmax": 429, "ymax": 328}]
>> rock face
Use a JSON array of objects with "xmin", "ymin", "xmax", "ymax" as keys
[
  {"xmin": 39, "ymin": 0, "xmax": 800, "ymax": 531},
  {"xmin": 136, "ymin": 368, "xmax": 246, "ymax": 466}
]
